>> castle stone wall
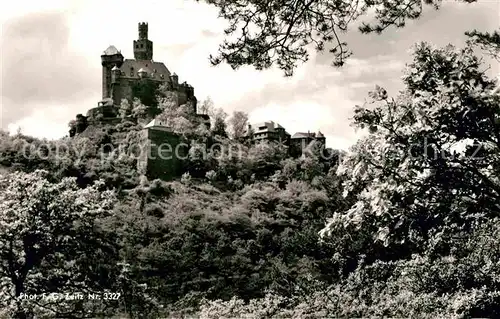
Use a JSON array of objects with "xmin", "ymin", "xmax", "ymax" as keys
[
  {"xmin": 112, "ymin": 79, "xmax": 134, "ymax": 106},
  {"xmin": 137, "ymin": 128, "xmax": 188, "ymax": 180}
]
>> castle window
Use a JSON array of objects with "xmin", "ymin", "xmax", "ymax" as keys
[
  {"xmin": 141, "ymin": 44, "xmax": 144, "ymax": 48},
  {"xmin": 136, "ymin": 45, "xmax": 139, "ymax": 49}
]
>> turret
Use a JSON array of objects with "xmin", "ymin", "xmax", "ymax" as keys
[
  {"xmin": 101, "ymin": 45, "xmax": 124, "ymax": 99},
  {"xmin": 316, "ymin": 130, "xmax": 326, "ymax": 144},
  {"xmin": 170, "ymin": 73, "xmax": 179, "ymax": 86},
  {"xmin": 139, "ymin": 22, "xmax": 148, "ymax": 40},
  {"xmin": 111, "ymin": 66, "xmax": 121, "ymax": 84},
  {"xmin": 110, "ymin": 66, "xmax": 122, "ymax": 105},
  {"xmin": 75, "ymin": 114, "xmax": 88, "ymax": 134},
  {"xmin": 133, "ymin": 22, "xmax": 153, "ymax": 60}
]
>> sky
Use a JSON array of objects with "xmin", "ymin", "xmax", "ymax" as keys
[{"xmin": 1, "ymin": 0, "xmax": 499, "ymax": 150}]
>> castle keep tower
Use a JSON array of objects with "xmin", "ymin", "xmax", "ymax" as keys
[{"xmin": 133, "ymin": 22, "xmax": 153, "ymax": 60}]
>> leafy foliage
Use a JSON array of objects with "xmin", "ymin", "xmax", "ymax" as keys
[
  {"xmin": 198, "ymin": 0, "xmax": 476, "ymax": 75},
  {"xmin": 110, "ymin": 177, "xmax": 335, "ymax": 308},
  {"xmin": 191, "ymin": 40, "xmax": 500, "ymax": 319},
  {"xmin": 228, "ymin": 111, "xmax": 249, "ymax": 139},
  {"xmin": 1, "ymin": 24, "xmax": 499, "ymax": 319},
  {"xmin": 119, "ymin": 99, "xmax": 133, "ymax": 119},
  {"xmin": 321, "ymin": 42, "xmax": 500, "ymax": 262},
  {"xmin": 131, "ymin": 79, "xmax": 160, "ymax": 109},
  {"xmin": 466, "ymin": 28, "xmax": 500, "ymax": 60},
  {"xmin": 211, "ymin": 107, "xmax": 229, "ymax": 137},
  {"xmin": 0, "ymin": 170, "xmax": 119, "ymax": 317}
]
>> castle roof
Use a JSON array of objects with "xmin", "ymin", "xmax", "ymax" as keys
[
  {"xmin": 143, "ymin": 118, "xmax": 172, "ymax": 131},
  {"xmin": 120, "ymin": 59, "xmax": 171, "ymax": 79},
  {"xmin": 291, "ymin": 132, "xmax": 316, "ymax": 139},
  {"xmin": 248, "ymin": 121, "xmax": 290, "ymax": 137},
  {"xmin": 252, "ymin": 121, "xmax": 285, "ymax": 133},
  {"xmin": 103, "ymin": 45, "xmax": 120, "ymax": 55},
  {"xmin": 317, "ymin": 131, "xmax": 324, "ymax": 138},
  {"xmin": 111, "ymin": 66, "xmax": 120, "ymax": 71}
]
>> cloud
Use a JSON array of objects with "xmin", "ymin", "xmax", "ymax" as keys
[
  {"xmin": 1, "ymin": 11, "xmax": 97, "ymax": 129},
  {"xmin": 200, "ymin": 29, "xmax": 219, "ymax": 38},
  {"xmin": 230, "ymin": 53, "xmax": 406, "ymax": 150},
  {"xmin": 249, "ymin": 99, "xmax": 358, "ymax": 150},
  {"xmin": 1, "ymin": 0, "xmax": 498, "ymax": 150}
]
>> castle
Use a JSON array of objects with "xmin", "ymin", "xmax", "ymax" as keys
[
  {"xmin": 68, "ymin": 22, "xmax": 207, "ymax": 180},
  {"xmin": 69, "ymin": 22, "xmax": 203, "ymax": 136},
  {"xmin": 68, "ymin": 23, "xmax": 327, "ymax": 181},
  {"xmin": 99, "ymin": 22, "xmax": 196, "ymax": 112}
]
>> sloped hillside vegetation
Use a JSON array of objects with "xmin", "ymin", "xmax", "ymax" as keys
[{"xmin": 0, "ymin": 39, "xmax": 499, "ymax": 318}]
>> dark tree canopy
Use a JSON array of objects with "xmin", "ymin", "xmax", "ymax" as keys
[
  {"xmin": 197, "ymin": 0, "xmax": 477, "ymax": 76},
  {"xmin": 466, "ymin": 29, "xmax": 500, "ymax": 60}
]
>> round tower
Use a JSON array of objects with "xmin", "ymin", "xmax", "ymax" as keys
[{"xmin": 101, "ymin": 45, "xmax": 124, "ymax": 99}]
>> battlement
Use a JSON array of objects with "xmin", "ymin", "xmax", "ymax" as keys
[
  {"xmin": 138, "ymin": 22, "xmax": 148, "ymax": 40},
  {"xmin": 101, "ymin": 52, "xmax": 124, "ymax": 66},
  {"xmin": 134, "ymin": 22, "xmax": 153, "ymax": 60}
]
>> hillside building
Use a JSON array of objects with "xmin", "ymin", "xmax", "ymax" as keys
[
  {"xmin": 247, "ymin": 121, "xmax": 291, "ymax": 144},
  {"xmin": 246, "ymin": 121, "xmax": 326, "ymax": 157}
]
